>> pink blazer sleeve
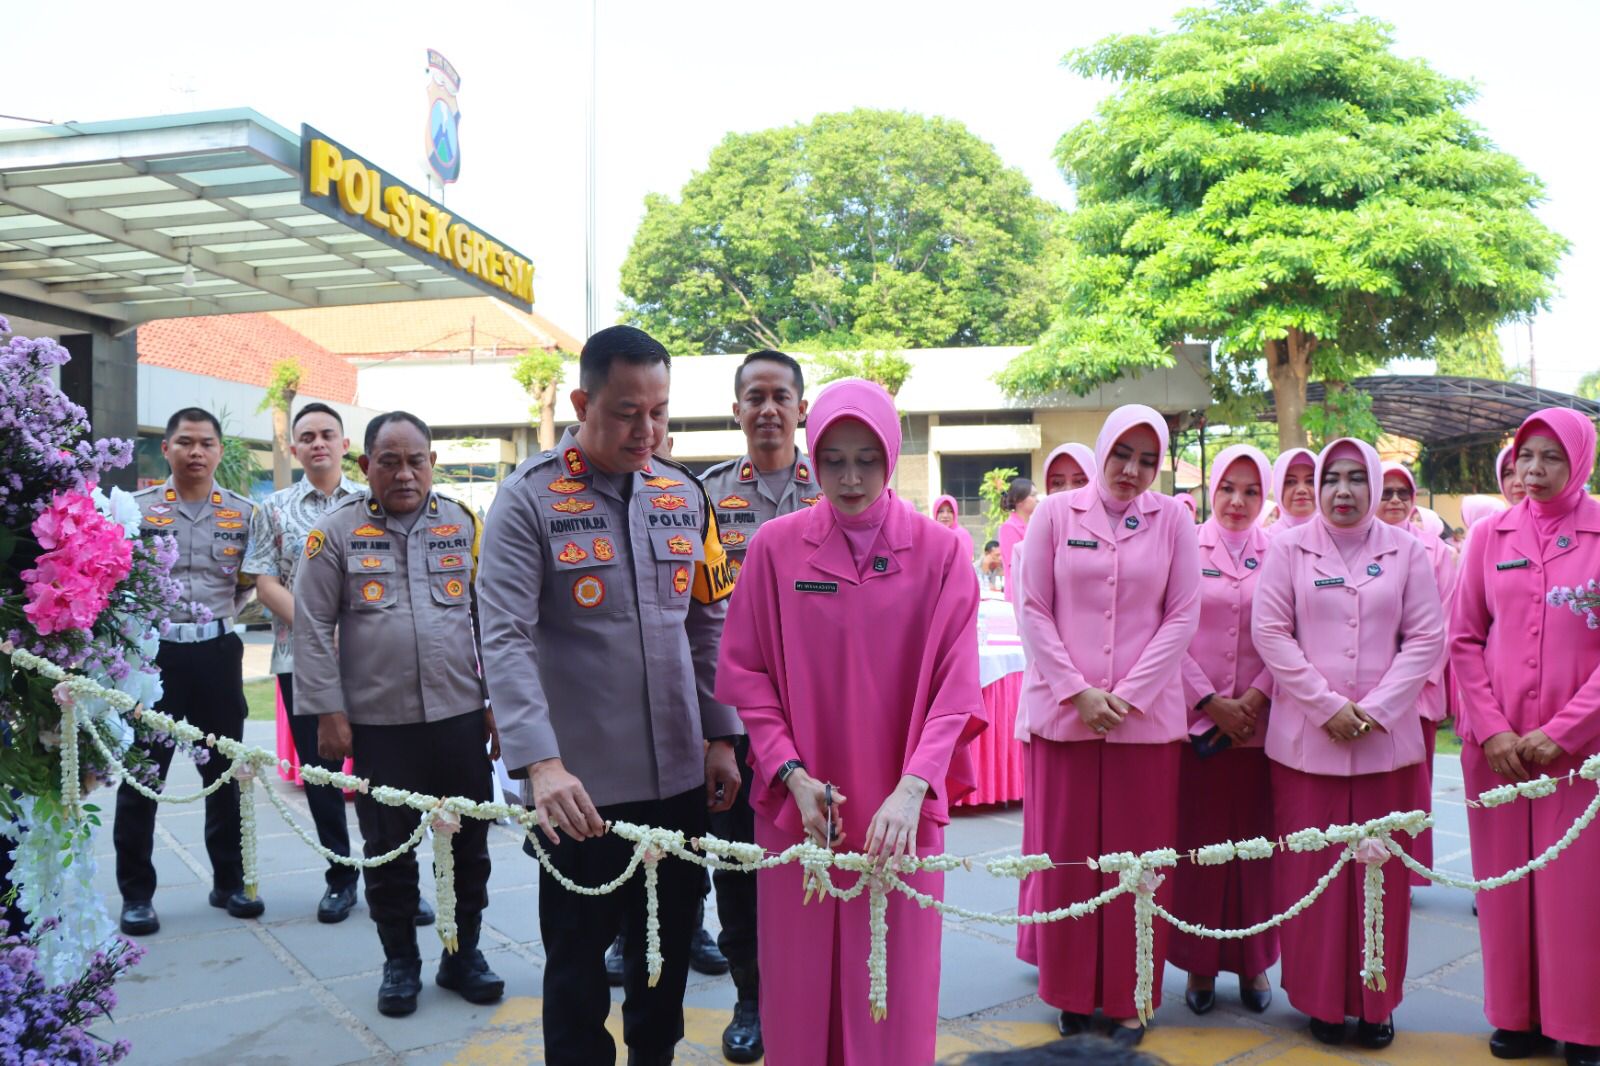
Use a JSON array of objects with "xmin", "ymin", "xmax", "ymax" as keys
[
  {"xmin": 1112, "ymin": 517, "xmax": 1201, "ymax": 715},
  {"xmin": 1448, "ymin": 524, "xmax": 1517, "ymax": 742},
  {"xmin": 1358, "ymin": 538, "xmax": 1446, "ymax": 729},
  {"xmin": 905, "ymin": 538, "xmax": 987, "ymax": 801},
  {"xmin": 1019, "ymin": 501, "xmax": 1091, "ymax": 704},
  {"xmin": 1252, "ymin": 542, "xmax": 1349, "ymax": 726},
  {"xmin": 1181, "ymin": 651, "xmax": 1214, "ymax": 710},
  {"xmin": 714, "ymin": 536, "xmax": 801, "ymax": 791}
]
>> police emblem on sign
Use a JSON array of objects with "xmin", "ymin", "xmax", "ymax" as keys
[{"xmin": 425, "ymin": 49, "xmax": 462, "ymax": 185}]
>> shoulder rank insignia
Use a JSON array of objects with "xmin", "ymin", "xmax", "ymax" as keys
[
  {"xmin": 796, "ymin": 462, "xmax": 811, "ymax": 483},
  {"xmin": 215, "ymin": 520, "xmax": 244, "ymax": 530},
  {"xmin": 572, "ymin": 574, "xmax": 606, "ymax": 608},
  {"xmin": 360, "ymin": 580, "xmax": 385, "ymax": 602},
  {"xmin": 718, "ymin": 494, "xmax": 750, "ymax": 510},
  {"xmin": 564, "ymin": 447, "xmax": 587, "ymax": 476},
  {"xmin": 144, "ymin": 516, "xmax": 175, "ymax": 527},
  {"xmin": 650, "ymin": 494, "xmax": 688, "ymax": 511},
  {"xmin": 444, "ymin": 578, "xmax": 465, "ymax": 598},
  {"xmin": 210, "ymin": 491, "xmax": 223, "ymax": 505},
  {"xmin": 667, "ymin": 534, "xmax": 693, "ymax": 555},
  {"xmin": 548, "ymin": 477, "xmax": 586, "ymax": 495},
  {"xmin": 360, "ymin": 556, "xmax": 385, "ymax": 569},
  {"xmin": 738, "ymin": 461, "xmax": 755, "ymax": 482},
  {"xmin": 720, "ymin": 530, "xmax": 747, "ymax": 547},
  {"xmin": 430, "ymin": 524, "xmax": 461, "ymax": 537},
  {"xmin": 352, "ymin": 523, "xmax": 386, "ymax": 538},
  {"xmin": 552, "ymin": 498, "xmax": 597, "ymax": 514},
  {"xmin": 558, "ymin": 542, "xmax": 589, "ymax": 564},
  {"xmin": 304, "ymin": 530, "xmax": 325, "ymax": 559},
  {"xmin": 801, "ymin": 495, "xmax": 821, "ymax": 507},
  {"xmin": 214, "ymin": 508, "xmax": 242, "ymax": 519},
  {"xmin": 164, "ymin": 488, "xmax": 177, "ymax": 502},
  {"xmin": 592, "ymin": 537, "xmax": 616, "ymax": 561},
  {"xmin": 672, "ymin": 565, "xmax": 691, "ymax": 595},
  {"xmin": 643, "ymin": 475, "xmax": 684, "ymax": 489},
  {"xmin": 366, "ymin": 498, "xmax": 382, "ymax": 515}
]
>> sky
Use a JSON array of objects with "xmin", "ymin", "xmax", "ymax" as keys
[{"xmin": 6, "ymin": 0, "xmax": 1596, "ymax": 392}]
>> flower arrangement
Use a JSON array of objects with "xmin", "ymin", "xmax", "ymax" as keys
[
  {"xmin": 1548, "ymin": 579, "xmax": 1600, "ymax": 630},
  {"xmin": 0, "ymin": 918, "xmax": 141, "ymax": 1064}
]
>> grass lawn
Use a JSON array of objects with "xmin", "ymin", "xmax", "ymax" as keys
[
  {"xmin": 1437, "ymin": 722, "xmax": 1464, "ymax": 755},
  {"xmin": 244, "ymin": 677, "xmax": 277, "ymax": 721}
]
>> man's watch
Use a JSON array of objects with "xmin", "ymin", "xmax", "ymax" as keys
[{"xmin": 776, "ymin": 759, "xmax": 806, "ymax": 784}]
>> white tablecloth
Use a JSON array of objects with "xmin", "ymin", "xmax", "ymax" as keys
[{"xmin": 980, "ymin": 642, "xmax": 1027, "ymax": 688}]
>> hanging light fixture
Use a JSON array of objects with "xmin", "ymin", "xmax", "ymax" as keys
[{"xmin": 182, "ymin": 248, "xmax": 196, "ymax": 288}]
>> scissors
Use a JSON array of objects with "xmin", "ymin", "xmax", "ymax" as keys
[{"xmin": 824, "ymin": 783, "xmax": 835, "ymax": 851}]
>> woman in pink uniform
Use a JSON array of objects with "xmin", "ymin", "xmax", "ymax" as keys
[
  {"xmin": 1044, "ymin": 443, "xmax": 1094, "ymax": 495},
  {"xmin": 1462, "ymin": 495, "xmax": 1507, "ymax": 531},
  {"xmin": 998, "ymin": 477, "xmax": 1037, "ymax": 602},
  {"xmin": 1252, "ymin": 438, "xmax": 1445, "ymax": 1049},
  {"xmin": 1170, "ymin": 444, "xmax": 1278, "ymax": 1016},
  {"xmin": 931, "ymin": 494, "xmax": 975, "ymax": 564},
  {"xmin": 1451, "ymin": 409, "xmax": 1600, "ymax": 1066},
  {"xmin": 1498, "ymin": 442, "xmax": 1529, "ymax": 506},
  {"xmin": 1267, "ymin": 447, "xmax": 1318, "ymax": 539},
  {"xmin": 1378, "ymin": 462, "xmax": 1459, "ymax": 883},
  {"xmin": 715, "ymin": 378, "xmax": 986, "ymax": 1066},
  {"xmin": 1019, "ymin": 403, "xmax": 1201, "ymax": 1046}
]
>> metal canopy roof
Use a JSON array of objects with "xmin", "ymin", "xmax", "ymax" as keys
[
  {"xmin": 1260, "ymin": 375, "xmax": 1600, "ymax": 448},
  {"xmin": 0, "ymin": 110, "xmax": 491, "ymax": 328}
]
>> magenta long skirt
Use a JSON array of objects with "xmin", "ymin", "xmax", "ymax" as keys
[
  {"xmin": 1270, "ymin": 762, "xmax": 1422, "ymax": 1024},
  {"xmin": 1029, "ymin": 739, "xmax": 1181, "ymax": 1018},
  {"xmin": 1408, "ymin": 719, "xmax": 1438, "ymax": 887},
  {"xmin": 1016, "ymin": 740, "xmax": 1041, "ymax": 966},
  {"xmin": 1464, "ymin": 742, "xmax": 1600, "ymax": 1045},
  {"xmin": 1169, "ymin": 745, "xmax": 1279, "ymax": 978}
]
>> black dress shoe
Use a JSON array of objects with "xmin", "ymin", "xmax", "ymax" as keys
[
  {"xmin": 414, "ymin": 897, "xmax": 435, "ymax": 927},
  {"xmin": 208, "ymin": 887, "xmax": 265, "ymax": 919},
  {"xmin": 1185, "ymin": 986, "xmax": 1216, "ymax": 1015},
  {"xmin": 436, "ymin": 948, "xmax": 505, "ymax": 1003},
  {"xmin": 1357, "ymin": 1018, "xmax": 1396, "ymax": 1049},
  {"xmin": 317, "ymin": 883, "xmax": 358, "ymax": 924},
  {"xmin": 1567, "ymin": 1042, "xmax": 1600, "ymax": 1066},
  {"xmin": 1239, "ymin": 977, "xmax": 1272, "ymax": 1013},
  {"xmin": 119, "ymin": 901, "xmax": 159, "ymax": 936},
  {"xmin": 1490, "ymin": 1028, "xmax": 1542, "ymax": 1059},
  {"xmin": 605, "ymin": 934, "xmax": 626, "ymax": 987},
  {"xmin": 1057, "ymin": 1011, "xmax": 1092, "ymax": 1037},
  {"xmin": 721, "ymin": 998, "xmax": 763, "ymax": 1063},
  {"xmin": 376, "ymin": 922, "xmax": 422, "ymax": 1017},
  {"xmin": 1309, "ymin": 1017, "xmax": 1347, "ymax": 1045},
  {"xmin": 1108, "ymin": 1024, "xmax": 1146, "ymax": 1047},
  {"xmin": 689, "ymin": 926, "xmax": 729, "ymax": 976}
]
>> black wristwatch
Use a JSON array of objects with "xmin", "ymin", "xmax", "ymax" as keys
[
  {"xmin": 776, "ymin": 759, "xmax": 806, "ymax": 785},
  {"xmin": 1196, "ymin": 693, "xmax": 1216, "ymax": 711}
]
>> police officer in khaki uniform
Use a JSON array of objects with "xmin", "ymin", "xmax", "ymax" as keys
[
  {"xmin": 294, "ymin": 411, "xmax": 503, "ymax": 1018},
  {"xmin": 694, "ymin": 349, "xmax": 813, "ymax": 1063},
  {"xmin": 478, "ymin": 325, "xmax": 742, "ymax": 1066},
  {"xmin": 115, "ymin": 407, "xmax": 261, "ymax": 937}
]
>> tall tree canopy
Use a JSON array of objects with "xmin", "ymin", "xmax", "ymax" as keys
[
  {"xmin": 999, "ymin": 0, "xmax": 1567, "ymax": 450},
  {"xmin": 620, "ymin": 109, "xmax": 1058, "ymax": 354}
]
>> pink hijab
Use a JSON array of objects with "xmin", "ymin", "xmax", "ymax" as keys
[
  {"xmin": 931, "ymin": 494, "xmax": 960, "ymax": 527},
  {"xmin": 1314, "ymin": 438, "xmax": 1383, "ymax": 538},
  {"xmin": 1093, "ymin": 404, "xmax": 1170, "ymax": 515},
  {"xmin": 1271, "ymin": 447, "xmax": 1318, "ymax": 529},
  {"xmin": 1461, "ymin": 495, "xmax": 1506, "ymax": 529},
  {"xmin": 1513, "ymin": 407, "xmax": 1599, "ymax": 545},
  {"xmin": 1379, "ymin": 461, "xmax": 1421, "ymax": 532},
  {"xmin": 1495, "ymin": 443, "xmax": 1518, "ymax": 499},
  {"xmin": 806, "ymin": 378, "xmax": 902, "ymax": 572},
  {"xmin": 1417, "ymin": 506, "xmax": 1445, "ymax": 540},
  {"xmin": 1043, "ymin": 442, "xmax": 1096, "ymax": 494},
  {"xmin": 1208, "ymin": 444, "xmax": 1272, "ymax": 551}
]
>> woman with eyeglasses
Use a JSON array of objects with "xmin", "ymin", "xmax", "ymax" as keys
[
  {"xmin": 1252, "ymin": 438, "xmax": 1445, "ymax": 1049},
  {"xmin": 1451, "ymin": 409, "xmax": 1600, "ymax": 1066}
]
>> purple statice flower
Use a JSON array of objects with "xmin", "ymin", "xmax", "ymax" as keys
[{"xmin": 0, "ymin": 919, "xmax": 140, "ymax": 1063}]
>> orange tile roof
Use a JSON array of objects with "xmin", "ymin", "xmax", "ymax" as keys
[
  {"xmin": 268, "ymin": 296, "xmax": 580, "ymax": 359},
  {"xmin": 137, "ymin": 312, "xmax": 357, "ymax": 403}
]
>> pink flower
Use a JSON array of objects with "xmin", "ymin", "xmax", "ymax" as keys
[{"xmin": 21, "ymin": 490, "xmax": 134, "ymax": 636}]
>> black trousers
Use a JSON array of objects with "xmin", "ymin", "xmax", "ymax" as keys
[
  {"xmin": 537, "ymin": 787, "xmax": 707, "ymax": 1066},
  {"xmin": 280, "ymin": 675, "xmax": 359, "ymax": 891},
  {"xmin": 350, "ymin": 712, "xmax": 492, "ymax": 927},
  {"xmin": 114, "ymin": 635, "xmax": 249, "ymax": 902},
  {"xmin": 709, "ymin": 735, "xmax": 759, "ymax": 996}
]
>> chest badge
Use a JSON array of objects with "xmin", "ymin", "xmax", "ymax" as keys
[
  {"xmin": 572, "ymin": 574, "xmax": 606, "ymax": 608},
  {"xmin": 360, "ymin": 556, "xmax": 385, "ymax": 569},
  {"xmin": 215, "ymin": 520, "xmax": 244, "ymax": 530},
  {"xmin": 800, "ymin": 495, "xmax": 821, "ymax": 507},
  {"xmin": 149, "ymin": 504, "xmax": 172, "ymax": 515},
  {"xmin": 552, "ymin": 498, "xmax": 597, "ymax": 514},
  {"xmin": 672, "ymin": 565, "xmax": 691, "ymax": 595},
  {"xmin": 720, "ymin": 531, "xmax": 747, "ymax": 547},
  {"xmin": 352, "ymin": 523, "xmax": 386, "ymax": 538},
  {"xmin": 667, "ymin": 534, "xmax": 693, "ymax": 555},
  {"xmin": 430, "ymin": 524, "xmax": 461, "ymax": 537},
  {"xmin": 444, "ymin": 578, "xmax": 465, "ymax": 598},
  {"xmin": 1245, "ymin": 557, "xmax": 1259, "ymax": 570},
  {"xmin": 548, "ymin": 477, "xmax": 585, "ymax": 495},
  {"xmin": 1201, "ymin": 568, "xmax": 1223, "ymax": 577},
  {"xmin": 564, "ymin": 448, "xmax": 588, "ymax": 476},
  {"xmin": 643, "ymin": 475, "xmax": 684, "ymax": 489},
  {"xmin": 872, "ymin": 556, "xmax": 889, "ymax": 573},
  {"xmin": 558, "ymin": 542, "xmax": 589, "ymax": 564},
  {"xmin": 360, "ymin": 579, "xmax": 386, "ymax": 603},
  {"xmin": 437, "ymin": 554, "xmax": 465, "ymax": 569},
  {"xmin": 214, "ymin": 508, "xmax": 242, "ymax": 520},
  {"xmin": 650, "ymin": 494, "xmax": 688, "ymax": 511},
  {"xmin": 719, "ymin": 495, "xmax": 750, "ymax": 510},
  {"xmin": 1558, "ymin": 536, "xmax": 1573, "ymax": 549},
  {"xmin": 1124, "ymin": 515, "xmax": 1140, "ymax": 530},
  {"xmin": 144, "ymin": 516, "xmax": 175, "ymax": 527},
  {"xmin": 221, "ymin": 545, "xmax": 241, "ymax": 557},
  {"xmin": 1367, "ymin": 563, "xmax": 1383, "ymax": 577},
  {"xmin": 592, "ymin": 538, "xmax": 616, "ymax": 561}
]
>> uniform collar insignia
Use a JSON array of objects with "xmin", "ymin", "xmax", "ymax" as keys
[
  {"xmin": 163, "ymin": 487, "xmax": 177, "ymax": 502},
  {"xmin": 1124, "ymin": 515, "xmax": 1140, "ymax": 530},
  {"xmin": 795, "ymin": 461, "xmax": 811, "ymax": 483},
  {"xmin": 366, "ymin": 497, "xmax": 383, "ymax": 516},
  {"xmin": 1558, "ymin": 535, "xmax": 1572, "ymax": 549},
  {"xmin": 1245, "ymin": 557, "xmax": 1259, "ymax": 569},
  {"xmin": 210, "ymin": 490, "xmax": 223, "ymax": 506},
  {"xmin": 427, "ymin": 496, "xmax": 439, "ymax": 516},
  {"xmin": 563, "ymin": 446, "xmax": 588, "ymax": 477},
  {"xmin": 738, "ymin": 460, "xmax": 755, "ymax": 483}
]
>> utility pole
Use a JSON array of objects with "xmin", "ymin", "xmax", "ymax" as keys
[
  {"xmin": 584, "ymin": 0, "xmax": 599, "ymax": 339},
  {"xmin": 1527, "ymin": 319, "xmax": 1537, "ymax": 388}
]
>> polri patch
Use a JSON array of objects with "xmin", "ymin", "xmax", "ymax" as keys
[
  {"xmin": 304, "ymin": 530, "xmax": 325, "ymax": 559},
  {"xmin": 795, "ymin": 580, "xmax": 839, "ymax": 594},
  {"xmin": 1496, "ymin": 558, "xmax": 1530, "ymax": 571},
  {"xmin": 1314, "ymin": 577, "xmax": 1346, "ymax": 588}
]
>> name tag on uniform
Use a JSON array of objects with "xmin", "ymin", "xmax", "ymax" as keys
[
  {"xmin": 1201, "ymin": 568, "xmax": 1223, "ymax": 577},
  {"xmin": 795, "ymin": 581, "xmax": 838, "ymax": 594},
  {"xmin": 1067, "ymin": 539, "xmax": 1099, "ymax": 550},
  {"xmin": 1314, "ymin": 577, "xmax": 1346, "ymax": 588},
  {"xmin": 1496, "ymin": 558, "xmax": 1530, "ymax": 571}
]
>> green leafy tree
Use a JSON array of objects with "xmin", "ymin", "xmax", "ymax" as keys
[
  {"xmin": 1299, "ymin": 382, "xmax": 1382, "ymax": 448},
  {"xmin": 256, "ymin": 360, "xmax": 303, "ymax": 490},
  {"xmin": 1576, "ymin": 369, "xmax": 1600, "ymax": 401},
  {"xmin": 796, "ymin": 336, "xmax": 915, "ymax": 398},
  {"xmin": 978, "ymin": 466, "xmax": 1020, "ymax": 541},
  {"xmin": 212, "ymin": 408, "xmax": 259, "ymax": 496},
  {"xmin": 1001, "ymin": 0, "xmax": 1567, "ymax": 452},
  {"xmin": 511, "ymin": 347, "xmax": 570, "ymax": 451},
  {"xmin": 621, "ymin": 109, "xmax": 1059, "ymax": 354},
  {"xmin": 1434, "ymin": 325, "xmax": 1513, "ymax": 380}
]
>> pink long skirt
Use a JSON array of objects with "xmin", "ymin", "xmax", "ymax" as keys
[
  {"xmin": 1169, "ymin": 745, "xmax": 1279, "ymax": 978},
  {"xmin": 1408, "ymin": 719, "xmax": 1438, "ymax": 887},
  {"xmin": 754, "ymin": 817, "xmax": 945, "ymax": 1066},
  {"xmin": 1270, "ymin": 762, "xmax": 1422, "ymax": 1024},
  {"xmin": 1464, "ymin": 742, "xmax": 1600, "ymax": 1045},
  {"xmin": 1016, "ymin": 738, "xmax": 1041, "ymax": 966},
  {"xmin": 1029, "ymin": 739, "xmax": 1181, "ymax": 1019}
]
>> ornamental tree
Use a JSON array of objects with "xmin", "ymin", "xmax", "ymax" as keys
[
  {"xmin": 1000, "ymin": 0, "xmax": 1567, "ymax": 451},
  {"xmin": 256, "ymin": 360, "xmax": 302, "ymax": 490},
  {"xmin": 621, "ymin": 109, "xmax": 1059, "ymax": 354},
  {"xmin": 511, "ymin": 346, "xmax": 569, "ymax": 451}
]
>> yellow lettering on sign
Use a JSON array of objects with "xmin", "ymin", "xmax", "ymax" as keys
[
  {"xmin": 337, "ymin": 164, "xmax": 372, "ymax": 216},
  {"xmin": 485, "ymin": 241, "xmax": 504, "ymax": 285},
  {"xmin": 408, "ymin": 196, "xmax": 430, "ymax": 251},
  {"xmin": 308, "ymin": 139, "xmax": 342, "ymax": 196},
  {"xmin": 431, "ymin": 212, "xmax": 454, "ymax": 260},
  {"xmin": 468, "ymin": 231, "xmax": 487, "ymax": 279},
  {"xmin": 450, "ymin": 223, "xmax": 472, "ymax": 270},
  {"xmin": 364, "ymin": 168, "xmax": 391, "ymax": 228},
  {"xmin": 383, "ymin": 185, "xmax": 411, "ymax": 240}
]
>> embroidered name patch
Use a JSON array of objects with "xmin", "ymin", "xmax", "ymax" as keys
[
  {"xmin": 1315, "ymin": 577, "xmax": 1346, "ymax": 588},
  {"xmin": 1201, "ymin": 568, "xmax": 1223, "ymax": 577},
  {"xmin": 795, "ymin": 580, "xmax": 838, "ymax": 594},
  {"xmin": 1067, "ymin": 539, "xmax": 1099, "ymax": 550},
  {"xmin": 1496, "ymin": 559, "xmax": 1531, "ymax": 571}
]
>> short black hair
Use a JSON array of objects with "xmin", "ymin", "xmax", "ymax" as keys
[
  {"xmin": 1002, "ymin": 477, "xmax": 1036, "ymax": 511},
  {"xmin": 734, "ymin": 349, "xmax": 805, "ymax": 399},
  {"xmin": 165, "ymin": 407, "xmax": 222, "ymax": 441},
  {"xmin": 579, "ymin": 325, "xmax": 670, "ymax": 394},
  {"xmin": 984, "ymin": 539, "xmax": 1000, "ymax": 553},
  {"xmin": 292, "ymin": 401, "xmax": 344, "ymax": 434},
  {"xmin": 364, "ymin": 411, "xmax": 432, "ymax": 455}
]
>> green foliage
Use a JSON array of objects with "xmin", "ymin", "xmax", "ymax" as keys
[
  {"xmin": 511, "ymin": 347, "xmax": 569, "ymax": 423},
  {"xmin": 255, "ymin": 359, "xmax": 303, "ymax": 414},
  {"xmin": 796, "ymin": 339, "xmax": 915, "ymax": 398},
  {"xmin": 620, "ymin": 108, "xmax": 1060, "ymax": 354},
  {"xmin": 1417, "ymin": 439, "xmax": 1503, "ymax": 494},
  {"xmin": 212, "ymin": 408, "xmax": 258, "ymax": 495},
  {"xmin": 341, "ymin": 445, "xmax": 365, "ymax": 485},
  {"xmin": 1434, "ymin": 326, "xmax": 1512, "ymax": 380},
  {"xmin": 1300, "ymin": 383, "xmax": 1382, "ymax": 448},
  {"xmin": 1576, "ymin": 369, "xmax": 1600, "ymax": 401},
  {"xmin": 1001, "ymin": 0, "xmax": 1566, "ymax": 403},
  {"xmin": 978, "ymin": 466, "xmax": 1020, "ymax": 541}
]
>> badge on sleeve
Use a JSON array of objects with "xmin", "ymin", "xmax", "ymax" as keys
[
  {"xmin": 1245, "ymin": 557, "xmax": 1259, "ymax": 570},
  {"xmin": 672, "ymin": 565, "xmax": 691, "ymax": 595},
  {"xmin": 304, "ymin": 530, "xmax": 325, "ymax": 559},
  {"xmin": 1124, "ymin": 515, "xmax": 1140, "ymax": 530},
  {"xmin": 572, "ymin": 574, "xmax": 606, "ymax": 608},
  {"xmin": 592, "ymin": 538, "xmax": 616, "ymax": 561},
  {"xmin": 667, "ymin": 534, "xmax": 693, "ymax": 555},
  {"xmin": 1367, "ymin": 563, "xmax": 1383, "ymax": 577}
]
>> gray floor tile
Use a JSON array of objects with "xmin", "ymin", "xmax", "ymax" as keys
[{"xmin": 112, "ymin": 988, "xmax": 373, "ymax": 1066}]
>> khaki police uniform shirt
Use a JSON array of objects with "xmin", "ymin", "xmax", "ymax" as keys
[
  {"xmin": 699, "ymin": 452, "xmax": 819, "ymax": 584},
  {"xmin": 292, "ymin": 490, "xmax": 485, "ymax": 726},
  {"xmin": 134, "ymin": 479, "xmax": 256, "ymax": 624},
  {"xmin": 477, "ymin": 427, "xmax": 741, "ymax": 808}
]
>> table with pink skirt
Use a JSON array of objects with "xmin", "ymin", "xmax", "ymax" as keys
[{"xmin": 953, "ymin": 597, "xmax": 1027, "ymax": 808}]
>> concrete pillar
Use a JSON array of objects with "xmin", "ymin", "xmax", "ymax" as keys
[{"xmin": 59, "ymin": 330, "xmax": 139, "ymax": 491}]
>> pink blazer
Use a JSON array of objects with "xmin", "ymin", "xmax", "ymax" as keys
[
  {"xmin": 1019, "ymin": 487, "xmax": 1201, "ymax": 744},
  {"xmin": 1252, "ymin": 519, "xmax": 1446, "ymax": 775},
  {"xmin": 999, "ymin": 513, "xmax": 1026, "ymax": 603},
  {"xmin": 1449, "ymin": 497, "xmax": 1600, "ymax": 754},
  {"xmin": 1417, "ymin": 534, "xmax": 1459, "ymax": 722},
  {"xmin": 1180, "ymin": 523, "xmax": 1275, "ymax": 747}
]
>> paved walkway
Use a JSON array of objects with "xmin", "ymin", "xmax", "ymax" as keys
[{"xmin": 88, "ymin": 724, "xmax": 1553, "ymax": 1065}]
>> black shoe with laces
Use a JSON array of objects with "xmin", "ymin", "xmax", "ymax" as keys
[
  {"xmin": 317, "ymin": 883, "xmax": 358, "ymax": 924},
  {"xmin": 376, "ymin": 922, "xmax": 422, "ymax": 1017}
]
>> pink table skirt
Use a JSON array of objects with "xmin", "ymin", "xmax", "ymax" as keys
[
  {"xmin": 953, "ymin": 671, "xmax": 1025, "ymax": 807},
  {"xmin": 274, "ymin": 680, "xmax": 355, "ymax": 792}
]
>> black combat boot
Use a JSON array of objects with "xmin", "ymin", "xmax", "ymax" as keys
[
  {"xmin": 721, "ymin": 961, "xmax": 762, "ymax": 1062},
  {"xmin": 376, "ymin": 922, "xmax": 423, "ymax": 1017},
  {"xmin": 435, "ymin": 913, "xmax": 505, "ymax": 1004}
]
